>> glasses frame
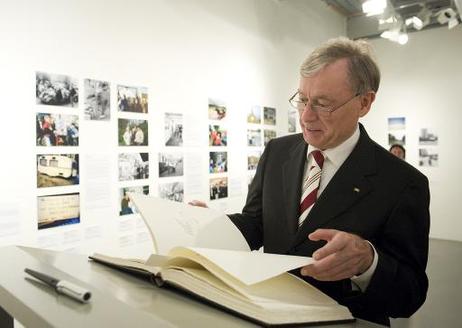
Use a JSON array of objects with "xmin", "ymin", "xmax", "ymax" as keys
[{"xmin": 289, "ymin": 91, "xmax": 361, "ymax": 115}]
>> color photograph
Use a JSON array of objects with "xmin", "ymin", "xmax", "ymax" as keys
[
  {"xmin": 209, "ymin": 177, "xmax": 228, "ymax": 200},
  {"xmin": 117, "ymin": 84, "xmax": 148, "ymax": 113},
  {"xmin": 119, "ymin": 186, "xmax": 149, "ymax": 216},
  {"xmin": 159, "ymin": 182, "xmax": 184, "ymax": 203},
  {"xmin": 263, "ymin": 107, "xmax": 276, "ymax": 125},
  {"xmin": 288, "ymin": 109, "xmax": 297, "ymax": 133},
  {"xmin": 247, "ymin": 105, "xmax": 261, "ymax": 124},
  {"xmin": 209, "ymin": 125, "xmax": 227, "ymax": 146},
  {"xmin": 37, "ymin": 154, "xmax": 79, "ymax": 188},
  {"xmin": 247, "ymin": 129, "xmax": 262, "ymax": 147},
  {"xmin": 208, "ymin": 98, "xmax": 227, "ymax": 120},
  {"xmin": 36, "ymin": 71, "xmax": 78, "ymax": 107},
  {"xmin": 388, "ymin": 117, "xmax": 406, "ymax": 130},
  {"xmin": 247, "ymin": 151, "xmax": 261, "ymax": 170},
  {"xmin": 118, "ymin": 119, "xmax": 148, "ymax": 146},
  {"xmin": 118, "ymin": 153, "xmax": 149, "ymax": 181},
  {"xmin": 159, "ymin": 153, "xmax": 184, "ymax": 177},
  {"xmin": 84, "ymin": 79, "xmax": 110, "ymax": 121},
  {"xmin": 37, "ymin": 193, "xmax": 80, "ymax": 230},
  {"xmin": 165, "ymin": 113, "xmax": 183, "ymax": 146},
  {"xmin": 36, "ymin": 113, "xmax": 79, "ymax": 146},
  {"xmin": 209, "ymin": 151, "xmax": 227, "ymax": 173},
  {"xmin": 264, "ymin": 129, "xmax": 277, "ymax": 146}
]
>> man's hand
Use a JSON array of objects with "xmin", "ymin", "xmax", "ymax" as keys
[
  {"xmin": 188, "ymin": 200, "xmax": 208, "ymax": 208},
  {"xmin": 300, "ymin": 229, "xmax": 374, "ymax": 281}
]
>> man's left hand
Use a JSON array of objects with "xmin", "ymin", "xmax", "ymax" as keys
[{"xmin": 300, "ymin": 229, "xmax": 374, "ymax": 281}]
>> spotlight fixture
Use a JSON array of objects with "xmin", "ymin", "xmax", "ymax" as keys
[
  {"xmin": 362, "ymin": 0, "xmax": 387, "ymax": 16},
  {"xmin": 405, "ymin": 6, "xmax": 431, "ymax": 31},
  {"xmin": 437, "ymin": 8, "xmax": 458, "ymax": 24}
]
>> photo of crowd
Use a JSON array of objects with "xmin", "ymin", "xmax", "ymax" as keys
[
  {"xmin": 84, "ymin": 79, "xmax": 110, "ymax": 121},
  {"xmin": 159, "ymin": 182, "xmax": 184, "ymax": 203},
  {"xmin": 118, "ymin": 119, "xmax": 148, "ymax": 146},
  {"xmin": 263, "ymin": 107, "xmax": 276, "ymax": 125},
  {"xmin": 209, "ymin": 152, "xmax": 227, "ymax": 173},
  {"xmin": 37, "ymin": 193, "xmax": 80, "ymax": 230},
  {"xmin": 119, "ymin": 186, "xmax": 149, "ymax": 216},
  {"xmin": 247, "ymin": 151, "xmax": 261, "ymax": 170},
  {"xmin": 117, "ymin": 85, "xmax": 148, "ymax": 113},
  {"xmin": 247, "ymin": 105, "xmax": 262, "ymax": 124},
  {"xmin": 118, "ymin": 153, "xmax": 149, "ymax": 181},
  {"xmin": 209, "ymin": 177, "xmax": 228, "ymax": 200},
  {"xmin": 159, "ymin": 153, "xmax": 184, "ymax": 177},
  {"xmin": 264, "ymin": 129, "xmax": 277, "ymax": 146},
  {"xmin": 36, "ymin": 72, "xmax": 78, "ymax": 107},
  {"xmin": 37, "ymin": 154, "xmax": 79, "ymax": 188},
  {"xmin": 247, "ymin": 129, "xmax": 262, "ymax": 147},
  {"xmin": 209, "ymin": 125, "xmax": 227, "ymax": 146},
  {"xmin": 165, "ymin": 113, "xmax": 183, "ymax": 146},
  {"xmin": 36, "ymin": 113, "xmax": 79, "ymax": 146},
  {"xmin": 208, "ymin": 99, "xmax": 227, "ymax": 120}
]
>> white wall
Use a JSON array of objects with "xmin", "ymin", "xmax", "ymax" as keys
[
  {"xmin": 0, "ymin": 0, "xmax": 345, "ymax": 257},
  {"xmin": 364, "ymin": 27, "xmax": 462, "ymax": 241}
]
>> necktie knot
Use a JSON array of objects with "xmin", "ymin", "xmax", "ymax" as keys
[{"xmin": 311, "ymin": 150, "xmax": 325, "ymax": 169}]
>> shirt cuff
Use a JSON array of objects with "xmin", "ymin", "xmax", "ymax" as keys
[{"xmin": 351, "ymin": 241, "xmax": 378, "ymax": 292}]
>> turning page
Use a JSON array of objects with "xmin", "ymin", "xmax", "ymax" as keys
[{"xmin": 129, "ymin": 194, "xmax": 250, "ymax": 255}]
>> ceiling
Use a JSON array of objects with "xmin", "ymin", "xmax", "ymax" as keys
[{"xmin": 321, "ymin": 0, "xmax": 461, "ymax": 39}]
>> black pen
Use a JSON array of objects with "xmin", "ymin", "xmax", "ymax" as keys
[{"xmin": 25, "ymin": 268, "xmax": 91, "ymax": 303}]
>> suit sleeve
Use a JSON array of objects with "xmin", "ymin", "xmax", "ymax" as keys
[
  {"xmin": 227, "ymin": 140, "xmax": 273, "ymax": 250},
  {"xmin": 344, "ymin": 176, "xmax": 430, "ymax": 319}
]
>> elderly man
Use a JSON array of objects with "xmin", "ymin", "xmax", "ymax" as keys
[{"xmin": 193, "ymin": 37, "xmax": 430, "ymax": 326}]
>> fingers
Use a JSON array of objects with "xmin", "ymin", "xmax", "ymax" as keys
[
  {"xmin": 310, "ymin": 229, "xmax": 346, "ymax": 260},
  {"xmin": 188, "ymin": 200, "xmax": 208, "ymax": 208}
]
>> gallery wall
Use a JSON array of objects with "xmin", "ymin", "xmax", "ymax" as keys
[{"xmin": 0, "ymin": 0, "xmax": 345, "ymax": 257}]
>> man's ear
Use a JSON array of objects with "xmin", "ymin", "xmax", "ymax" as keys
[{"xmin": 359, "ymin": 91, "xmax": 375, "ymax": 117}]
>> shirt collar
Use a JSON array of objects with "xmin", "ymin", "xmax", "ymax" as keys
[{"xmin": 307, "ymin": 124, "xmax": 360, "ymax": 167}]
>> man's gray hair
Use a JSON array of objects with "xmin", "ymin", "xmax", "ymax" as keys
[{"xmin": 300, "ymin": 37, "xmax": 380, "ymax": 94}]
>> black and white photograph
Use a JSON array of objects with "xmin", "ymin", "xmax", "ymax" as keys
[
  {"xmin": 36, "ymin": 113, "xmax": 79, "ymax": 146},
  {"xmin": 419, "ymin": 148, "xmax": 439, "ymax": 167},
  {"xmin": 419, "ymin": 128, "xmax": 438, "ymax": 145},
  {"xmin": 118, "ymin": 153, "xmax": 149, "ymax": 181},
  {"xmin": 165, "ymin": 113, "xmax": 183, "ymax": 146},
  {"xmin": 119, "ymin": 186, "xmax": 149, "ymax": 216},
  {"xmin": 388, "ymin": 131, "xmax": 406, "ymax": 146},
  {"xmin": 247, "ymin": 151, "xmax": 261, "ymax": 170},
  {"xmin": 37, "ymin": 154, "xmax": 79, "ymax": 188},
  {"xmin": 209, "ymin": 125, "xmax": 227, "ymax": 146},
  {"xmin": 209, "ymin": 177, "xmax": 228, "ymax": 200},
  {"xmin": 209, "ymin": 151, "xmax": 227, "ymax": 173},
  {"xmin": 84, "ymin": 79, "xmax": 110, "ymax": 120},
  {"xmin": 247, "ymin": 129, "xmax": 262, "ymax": 147},
  {"xmin": 36, "ymin": 72, "xmax": 78, "ymax": 107},
  {"xmin": 264, "ymin": 129, "xmax": 277, "ymax": 146},
  {"xmin": 117, "ymin": 85, "xmax": 148, "ymax": 113},
  {"xmin": 118, "ymin": 118, "xmax": 148, "ymax": 146},
  {"xmin": 37, "ymin": 193, "xmax": 80, "ymax": 230},
  {"xmin": 247, "ymin": 105, "xmax": 261, "ymax": 124},
  {"xmin": 263, "ymin": 107, "xmax": 276, "ymax": 125},
  {"xmin": 159, "ymin": 182, "xmax": 184, "ymax": 203},
  {"xmin": 208, "ymin": 98, "xmax": 227, "ymax": 120},
  {"xmin": 288, "ymin": 109, "xmax": 297, "ymax": 133},
  {"xmin": 388, "ymin": 117, "xmax": 406, "ymax": 130},
  {"xmin": 159, "ymin": 153, "xmax": 184, "ymax": 177}
]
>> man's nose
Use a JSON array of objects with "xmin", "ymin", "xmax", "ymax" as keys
[{"xmin": 300, "ymin": 103, "xmax": 318, "ymax": 121}]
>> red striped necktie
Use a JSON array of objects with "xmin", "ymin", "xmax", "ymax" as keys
[{"xmin": 298, "ymin": 150, "xmax": 325, "ymax": 227}]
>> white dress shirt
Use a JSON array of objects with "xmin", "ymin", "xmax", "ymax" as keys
[{"xmin": 303, "ymin": 124, "xmax": 378, "ymax": 292}]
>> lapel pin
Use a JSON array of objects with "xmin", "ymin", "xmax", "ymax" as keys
[{"xmin": 353, "ymin": 187, "xmax": 360, "ymax": 193}]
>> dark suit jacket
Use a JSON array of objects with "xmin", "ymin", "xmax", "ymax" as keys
[{"xmin": 229, "ymin": 124, "xmax": 430, "ymax": 326}]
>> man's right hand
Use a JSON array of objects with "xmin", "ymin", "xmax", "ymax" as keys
[{"xmin": 188, "ymin": 200, "xmax": 208, "ymax": 208}]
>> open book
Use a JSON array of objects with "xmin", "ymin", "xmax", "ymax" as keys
[{"xmin": 90, "ymin": 194, "xmax": 354, "ymax": 326}]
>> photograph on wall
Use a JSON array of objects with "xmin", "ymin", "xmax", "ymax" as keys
[
  {"xmin": 209, "ymin": 151, "xmax": 228, "ymax": 173},
  {"xmin": 118, "ymin": 153, "xmax": 149, "ymax": 181},
  {"xmin": 388, "ymin": 117, "xmax": 406, "ymax": 130},
  {"xmin": 209, "ymin": 125, "xmax": 227, "ymax": 146},
  {"xmin": 247, "ymin": 105, "xmax": 261, "ymax": 124},
  {"xmin": 118, "ymin": 118, "xmax": 148, "ymax": 146},
  {"xmin": 117, "ymin": 84, "xmax": 148, "ymax": 113},
  {"xmin": 264, "ymin": 129, "xmax": 277, "ymax": 146},
  {"xmin": 165, "ymin": 113, "xmax": 183, "ymax": 146},
  {"xmin": 209, "ymin": 177, "xmax": 228, "ymax": 200},
  {"xmin": 388, "ymin": 131, "xmax": 405, "ymax": 146},
  {"xmin": 208, "ymin": 98, "xmax": 227, "ymax": 120},
  {"xmin": 419, "ymin": 128, "xmax": 438, "ymax": 145},
  {"xmin": 36, "ymin": 72, "xmax": 78, "ymax": 107},
  {"xmin": 36, "ymin": 113, "xmax": 79, "ymax": 146},
  {"xmin": 248, "ymin": 151, "xmax": 261, "ymax": 170},
  {"xmin": 119, "ymin": 185, "xmax": 149, "ymax": 216},
  {"xmin": 37, "ymin": 154, "xmax": 79, "ymax": 188},
  {"xmin": 247, "ymin": 129, "xmax": 262, "ymax": 147},
  {"xmin": 159, "ymin": 153, "xmax": 184, "ymax": 177},
  {"xmin": 37, "ymin": 193, "xmax": 80, "ymax": 230},
  {"xmin": 288, "ymin": 109, "xmax": 297, "ymax": 133},
  {"xmin": 159, "ymin": 182, "xmax": 184, "ymax": 203},
  {"xmin": 419, "ymin": 148, "xmax": 438, "ymax": 167},
  {"xmin": 263, "ymin": 107, "xmax": 276, "ymax": 125},
  {"xmin": 248, "ymin": 171, "xmax": 256, "ymax": 189},
  {"xmin": 84, "ymin": 79, "xmax": 110, "ymax": 121}
]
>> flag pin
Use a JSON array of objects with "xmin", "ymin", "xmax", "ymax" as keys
[{"xmin": 353, "ymin": 187, "xmax": 360, "ymax": 193}]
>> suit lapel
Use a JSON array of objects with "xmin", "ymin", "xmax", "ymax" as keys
[
  {"xmin": 282, "ymin": 138, "xmax": 307, "ymax": 235},
  {"xmin": 290, "ymin": 125, "xmax": 378, "ymax": 249}
]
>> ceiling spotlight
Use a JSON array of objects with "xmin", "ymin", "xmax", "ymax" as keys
[
  {"xmin": 380, "ymin": 26, "xmax": 408, "ymax": 45},
  {"xmin": 405, "ymin": 6, "xmax": 431, "ymax": 30},
  {"xmin": 362, "ymin": 0, "xmax": 387, "ymax": 16},
  {"xmin": 437, "ymin": 8, "xmax": 458, "ymax": 25}
]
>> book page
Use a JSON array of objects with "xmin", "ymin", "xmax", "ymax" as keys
[{"xmin": 129, "ymin": 194, "xmax": 250, "ymax": 255}]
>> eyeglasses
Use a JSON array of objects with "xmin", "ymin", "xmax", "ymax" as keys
[{"xmin": 289, "ymin": 91, "xmax": 360, "ymax": 115}]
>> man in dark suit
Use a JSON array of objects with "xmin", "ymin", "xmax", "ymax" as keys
[{"xmin": 228, "ymin": 38, "xmax": 430, "ymax": 326}]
